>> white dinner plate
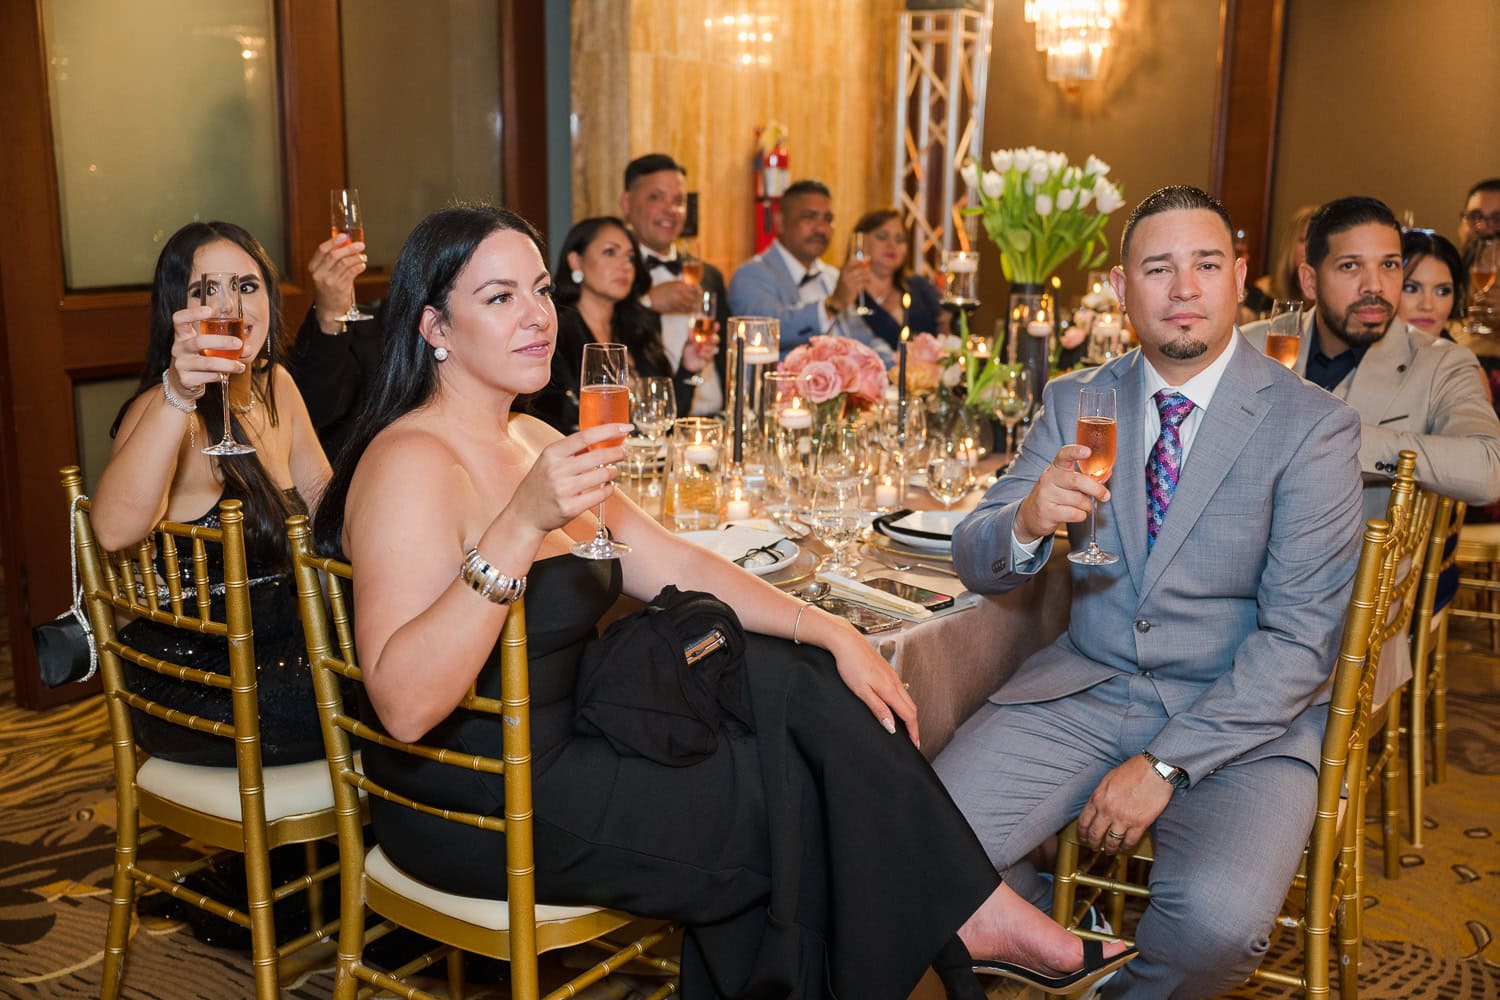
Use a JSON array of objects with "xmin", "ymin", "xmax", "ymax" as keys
[
  {"xmin": 875, "ymin": 509, "xmax": 967, "ymax": 553},
  {"xmin": 678, "ymin": 527, "xmax": 801, "ymax": 576}
]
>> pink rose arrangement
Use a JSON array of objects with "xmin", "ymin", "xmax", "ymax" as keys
[
  {"xmin": 780, "ymin": 336, "xmax": 887, "ymax": 411},
  {"xmin": 890, "ymin": 332, "xmax": 966, "ymax": 397}
]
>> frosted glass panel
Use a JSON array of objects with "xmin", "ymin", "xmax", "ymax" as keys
[
  {"xmin": 73, "ymin": 377, "xmax": 139, "ymax": 494},
  {"xmin": 342, "ymin": 0, "xmax": 503, "ymax": 268},
  {"xmin": 43, "ymin": 0, "xmax": 284, "ymax": 290}
]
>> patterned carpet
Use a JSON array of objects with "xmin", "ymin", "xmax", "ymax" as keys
[{"xmin": 0, "ymin": 612, "xmax": 1496, "ymax": 998}]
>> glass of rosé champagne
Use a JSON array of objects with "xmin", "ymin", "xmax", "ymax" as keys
[
  {"xmin": 1068, "ymin": 386, "xmax": 1117, "ymax": 566},
  {"xmin": 685, "ymin": 289, "xmax": 717, "ymax": 387},
  {"xmin": 1465, "ymin": 239, "xmax": 1498, "ymax": 336},
  {"xmin": 329, "ymin": 188, "xmax": 374, "ymax": 321},
  {"xmin": 849, "ymin": 232, "xmax": 875, "ymax": 316},
  {"xmin": 572, "ymin": 343, "xmax": 633, "ymax": 559},
  {"xmin": 1264, "ymin": 300, "xmax": 1302, "ymax": 368},
  {"xmin": 678, "ymin": 237, "xmax": 703, "ymax": 286},
  {"xmin": 197, "ymin": 273, "xmax": 256, "ymax": 456}
]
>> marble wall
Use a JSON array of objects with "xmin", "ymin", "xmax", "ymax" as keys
[{"xmin": 570, "ymin": 0, "xmax": 902, "ymax": 280}]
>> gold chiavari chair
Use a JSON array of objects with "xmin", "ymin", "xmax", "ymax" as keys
[
  {"xmin": 1403, "ymin": 493, "xmax": 1463, "ymax": 848},
  {"xmin": 1449, "ymin": 519, "xmax": 1500, "ymax": 652},
  {"xmin": 1051, "ymin": 471, "xmax": 1424, "ymax": 999},
  {"xmin": 63, "ymin": 468, "xmax": 341, "ymax": 1000},
  {"xmin": 287, "ymin": 515, "xmax": 680, "ymax": 1000}
]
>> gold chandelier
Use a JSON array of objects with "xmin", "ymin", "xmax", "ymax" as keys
[{"xmin": 1023, "ymin": 0, "xmax": 1122, "ymax": 83}]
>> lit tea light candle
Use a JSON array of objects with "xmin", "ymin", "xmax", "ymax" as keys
[
  {"xmin": 684, "ymin": 443, "xmax": 717, "ymax": 466},
  {"xmin": 777, "ymin": 405, "xmax": 812, "ymax": 429},
  {"xmin": 946, "ymin": 254, "xmax": 978, "ymax": 273},
  {"xmin": 961, "ymin": 437, "xmax": 979, "ymax": 467},
  {"xmin": 1027, "ymin": 308, "xmax": 1051, "ymax": 339},
  {"xmin": 968, "ymin": 336, "xmax": 991, "ymax": 360},
  {"xmin": 725, "ymin": 489, "xmax": 752, "ymax": 521},
  {"xmin": 874, "ymin": 475, "xmax": 899, "ymax": 509}
]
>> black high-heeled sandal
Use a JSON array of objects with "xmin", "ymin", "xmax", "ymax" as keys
[
  {"xmin": 932, "ymin": 935, "xmax": 988, "ymax": 1000},
  {"xmin": 972, "ymin": 938, "xmax": 1139, "ymax": 995}
]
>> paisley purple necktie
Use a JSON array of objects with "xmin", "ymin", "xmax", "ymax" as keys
[{"xmin": 1146, "ymin": 390, "xmax": 1195, "ymax": 548}]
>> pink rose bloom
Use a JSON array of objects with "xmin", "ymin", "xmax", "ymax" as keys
[
  {"xmin": 908, "ymin": 332, "xmax": 942, "ymax": 365},
  {"xmin": 831, "ymin": 354, "xmax": 862, "ymax": 394},
  {"xmin": 780, "ymin": 345, "xmax": 809, "ymax": 377},
  {"xmin": 798, "ymin": 360, "xmax": 843, "ymax": 403},
  {"xmin": 1061, "ymin": 324, "xmax": 1088, "ymax": 350},
  {"xmin": 807, "ymin": 336, "xmax": 840, "ymax": 362},
  {"xmin": 853, "ymin": 363, "xmax": 888, "ymax": 405}
]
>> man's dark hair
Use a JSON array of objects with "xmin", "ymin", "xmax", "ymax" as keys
[
  {"xmin": 1119, "ymin": 185, "xmax": 1234, "ymax": 262},
  {"xmin": 1304, "ymin": 197, "xmax": 1399, "ymax": 269},
  {"xmin": 782, "ymin": 179, "xmax": 832, "ymax": 204},
  {"xmin": 623, "ymin": 153, "xmax": 685, "ymax": 190},
  {"xmin": 1465, "ymin": 177, "xmax": 1500, "ymax": 202}
]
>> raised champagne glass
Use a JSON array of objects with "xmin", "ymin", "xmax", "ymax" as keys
[
  {"xmin": 329, "ymin": 188, "xmax": 374, "ymax": 321},
  {"xmin": 1466, "ymin": 239, "xmax": 1498, "ymax": 336},
  {"xmin": 678, "ymin": 237, "xmax": 703, "ymax": 286},
  {"xmin": 572, "ymin": 343, "xmax": 632, "ymax": 559},
  {"xmin": 198, "ymin": 273, "xmax": 255, "ymax": 456},
  {"xmin": 849, "ymin": 233, "xmax": 875, "ymax": 316},
  {"xmin": 1264, "ymin": 299, "xmax": 1302, "ymax": 367},
  {"xmin": 685, "ymin": 289, "xmax": 716, "ymax": 387},
  {"xmin": 1067, "ymin": 386, "xmax": 1117, "ymax": 566}
]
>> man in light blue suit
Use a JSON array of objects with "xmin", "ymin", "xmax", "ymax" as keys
[
  {"xmin": 934, "ymin": 187, "xmax": 1365, "ymax": 998},
  {"xmin": 727, "ymin": 179, "xmax": 890, "ymax": 360}
]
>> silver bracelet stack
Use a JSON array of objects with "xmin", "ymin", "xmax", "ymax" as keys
[
  {"xmin": 459, "ymin": 547, "xmax": 527, "ymax": 605},
  {"xmin": 162, "ymin": 372, "xmax": 201, "ymax": 414}
]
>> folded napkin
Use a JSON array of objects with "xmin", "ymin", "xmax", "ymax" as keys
[
  {"xmin": 817, "ymin": 572, "xmax": 933, "ymax": 621},
  {"xmin": 686, "ymin": 525, "xmax": 789, "ymax": 563}
]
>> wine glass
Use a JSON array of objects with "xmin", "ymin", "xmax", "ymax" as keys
[
  {"xmin": 572, "ymin": 343, "xmax": 632, "ymax": 560},
  {"xmin": 849, "ymin": 233, "xmax": 875, "ymax": 316},
  {"xmin": 678, "ymin": 237, "xmax": 703, "ymax": 286},
  {"xmin": 982, "ymin": 365, "xmax": 1033, "ymax": 466},
  {"xmin": 763, "ymin": 371, "xmax": 810, "ymax": 517},
  {"xmin": 925, "ymin": 435, "xmax": 974, "ymax": 510},
  {"xmin": 1466, "ymin": 239, "xmax": 1498, "ymax": 336},
  {"xmin": 684, "ymin": 289, "xmax": 716, "ymax": 388},
  {"xmin": 329, "ymin": 189, "xmax": 374, "ymax": 322},
  {"xmin": 809, "ymin": 422, "xmax": 866, "ymax": 575},
  {"xmin": 1264, "ymin": 300, "xmax": 1302, "ymax": 367},
  {"xmin": 1068, "ymin": 387, "xmax": 1118, "ymax": 566},
  {"xmin": 876, "ymin": 396, "xmax": 927, "ymax": 493},
  {"xmin": 625, "ymin": 376, "xmax": 675, "ymax": 493},
  {"xmin": 198, "ymin": 273, "xmax": 255, "ymax": 456}
]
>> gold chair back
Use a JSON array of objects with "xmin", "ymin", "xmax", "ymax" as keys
[
  {"xmin": 1050, "ymin": 457, "xmax": 1428, "ymax": 1000},
  {"xmin": 63, "ymin": 467, "xmax": 338, "ymax": 1000},
  {"xmin": 287, "ymin": 515, "xmax": 678, "ymax": 1000},
  {"xmin": 1407, "ymin": 494, "xmax": 1463, "ymax": 822}
]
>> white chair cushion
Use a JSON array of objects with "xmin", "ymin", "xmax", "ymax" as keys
[
  {"xmin": 138, "ymin": 756, "xmax": 335, "ymax": 822},
  {"xmin": 364, "ymin": 845, "xmax": 600, "ymax": 931}
]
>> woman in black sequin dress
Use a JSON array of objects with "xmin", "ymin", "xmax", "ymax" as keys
[{"xmin": 92, "ymin": 222, "xmax": 332, "ymax": 766}]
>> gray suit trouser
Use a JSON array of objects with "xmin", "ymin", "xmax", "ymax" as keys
[{"xmin": 933, "ymin": 672, "xmax": 1317, "ymax": 1000}]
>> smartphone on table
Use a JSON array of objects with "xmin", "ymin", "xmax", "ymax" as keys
[
  {"xmin": 814, "ymin": 597, "xmax": 904, "ymax": 635},
  {"xmin": 861, "ymin": 576, "xmax": 956, "ymax": 611}
]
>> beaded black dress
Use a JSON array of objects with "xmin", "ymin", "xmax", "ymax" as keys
[
  {"xmin": 365, "ymin": 553, "xmax": 1002, "ymax": 999},
  {"xmin": 120, "ymin": 489, "xmax": 323, "ymax": 767}
]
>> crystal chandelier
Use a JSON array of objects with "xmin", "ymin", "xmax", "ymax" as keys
[{"xmin": 1023, "ymin": 0, "xmax": 1122, "ymax": 83}]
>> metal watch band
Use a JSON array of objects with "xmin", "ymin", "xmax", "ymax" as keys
[{"xmin": 1142, "ymin": 750, "xmax": 1187, "ymax": 787}]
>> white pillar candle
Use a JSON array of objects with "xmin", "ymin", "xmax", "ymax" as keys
[
  {"xmin": 778, "ymin": 408, "xmax": 812, "ymax": 429},
  {"xmin": 683, "ymin": 443, "xmax": 717, "ymax": 466},
  {"xmin": 1026, "ymin": 320, "xmax": 1052, "ymax": 338},
  {"xmin": 725, "ymin": 498, "xmax": 752, "ymax": 521},
  {"xmin": 874, "ymin": 481, "xmax": 899, "ymax": 508}
]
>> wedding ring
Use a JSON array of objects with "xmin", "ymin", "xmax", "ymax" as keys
[{"xmin": 1105, "ymin": 829, "xmax": 1125, "ymax": 841}]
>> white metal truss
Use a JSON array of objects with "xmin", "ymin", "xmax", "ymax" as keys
[{"xmin": 891, "ymin": 2, "xmax": 994, "ymax": 276}]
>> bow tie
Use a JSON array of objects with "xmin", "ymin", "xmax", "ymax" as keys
[
  {"xmin": 798, "ymin": 269, "xmax": 822, "ymax": 287},
  {"xmin": 644, "ymin": 255, "xmax": 683, "ymax": 276}
]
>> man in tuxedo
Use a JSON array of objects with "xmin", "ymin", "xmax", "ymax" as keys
[
  {"xmin": 1243, "ymin": 196, "xmax": 1500, "ymax": 520},
  {"xmin": 934, "ymin": 186, "xmax": 1364, "ymax": 998},
  {"xmin": 619, "ymin": 153, "xmax": 728, "ymax": 415},
  {"xmin": 727, "ymin": 179, "xmax": 888, "ymax": 359}
]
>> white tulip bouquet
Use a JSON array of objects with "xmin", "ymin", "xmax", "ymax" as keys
[{"xmin": 960, "ymin": 147, "xmax": 1126, "ymax": 284}]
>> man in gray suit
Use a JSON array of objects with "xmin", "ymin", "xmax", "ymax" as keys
[
  {"xmin": 933, "ymin": 186, "xmax": 1364, "ymax": 998},
  {"xmin": 1243, "ymin": 196, "xmax": 1500, "ymax": 520},
  {"xmin": 727, "ymin": 179, "xmax": 888, "ymax": 358}
]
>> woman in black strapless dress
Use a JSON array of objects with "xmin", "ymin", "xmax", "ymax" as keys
[
  {"xmin": 315, "ymin": 206, "xmax": 1130, "ymax": 999},
  {"xmin": 92, "ymin": 221, "xmax": 332, "ymax": 767}
]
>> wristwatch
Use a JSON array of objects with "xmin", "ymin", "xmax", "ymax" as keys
[{"xmin": 1142, "ymin": 751, "xmax": 1188, "ymax": 788}]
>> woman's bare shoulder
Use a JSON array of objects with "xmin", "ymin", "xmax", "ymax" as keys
[{"xmin": 352, "ymin": 417, "xmax": 473, "ymax": 505}]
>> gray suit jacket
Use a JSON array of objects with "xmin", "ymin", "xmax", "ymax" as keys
[
  {"xmin": 952, "ymin": 335, "xmax": 1364, "ymax": 784},
  {"xmin": 1243, "ymin": 313, "xmax": 1500, "ymax": 520},
  {"xmin": 726, "ymin": 243, "xmax": 886, "ymax": 358}
]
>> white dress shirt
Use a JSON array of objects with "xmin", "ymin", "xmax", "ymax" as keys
[
  {"xmin": 770, "ymin": 240, "xmax": 836, "ymax": 333},
  {"xmin": 645, "ymin": 248, "xmax": 723, "ymax": 415},
  {"xmin": 1011, "ymin": 335, "xmax": 1239, "ymax": 562}
]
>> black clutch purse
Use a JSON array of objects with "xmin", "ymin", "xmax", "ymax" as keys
[{"xmin": 32, "ymin": 493, "xmax": 98, "ymax": 688}]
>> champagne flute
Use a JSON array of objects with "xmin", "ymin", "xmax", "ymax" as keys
[
  {"xmin": 1068, "ymin": 386, "xmax": 1118, "ymax": 566},
  {"xmin": 925, "ymin": 435, "xmax": 974, "ymax": 510},
  {"xmin": 678, "ymin": 237, "xmax": 703, "ymax": 286},
  {"xmin": 685, "ymin": 289, "xmax": 716, "ymax": 387},
  {"xmin": 1264, "ymin": 300, "xmax": 1302, "ymax": 367},
  {"xmin": 1466, "ymin": 240, "xmax": 1498, "ymax": 336},
  {"xmin": 849, "ymin": 233, "xmax": 875, "ymax": 316},
  {"xmin": 198, "ymin": 273, "xmax": 255, "ymax": 456},
  {"xmin": 329, "ymin": 188, "xmax": 374, "ymax": 322},
  {"xmin": 572, "ymin": 343, "xmax": 632, "ymax": 560}
]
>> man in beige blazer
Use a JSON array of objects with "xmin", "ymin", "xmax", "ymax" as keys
[{"xmin": 1243, "ymin": 196, "xmax": 1500, "ymax": 520}]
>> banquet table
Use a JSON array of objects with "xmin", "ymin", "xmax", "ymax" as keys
[{"xmin": 622, "ymin": 463, "xmax": 1073, "ymax": 760}]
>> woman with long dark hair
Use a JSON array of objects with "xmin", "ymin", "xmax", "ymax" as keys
[
  {"xmin": 850, "ymin": 208, "xmax": 945, "ymax": 348},
  {"xmin": 532, "ymin": 216, "xmax": 713, "ymax": 431},
  {"xmin": 1399, "ymin": 228, "xmax": 1468, "ymax": 340},
  {"xmin": 93, "ymin": 221, "xmax": 331, "ymax": 765},
  {"xmin": 314, "ymin": 204, "xmax": 1131, "ymax": 1000}
]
